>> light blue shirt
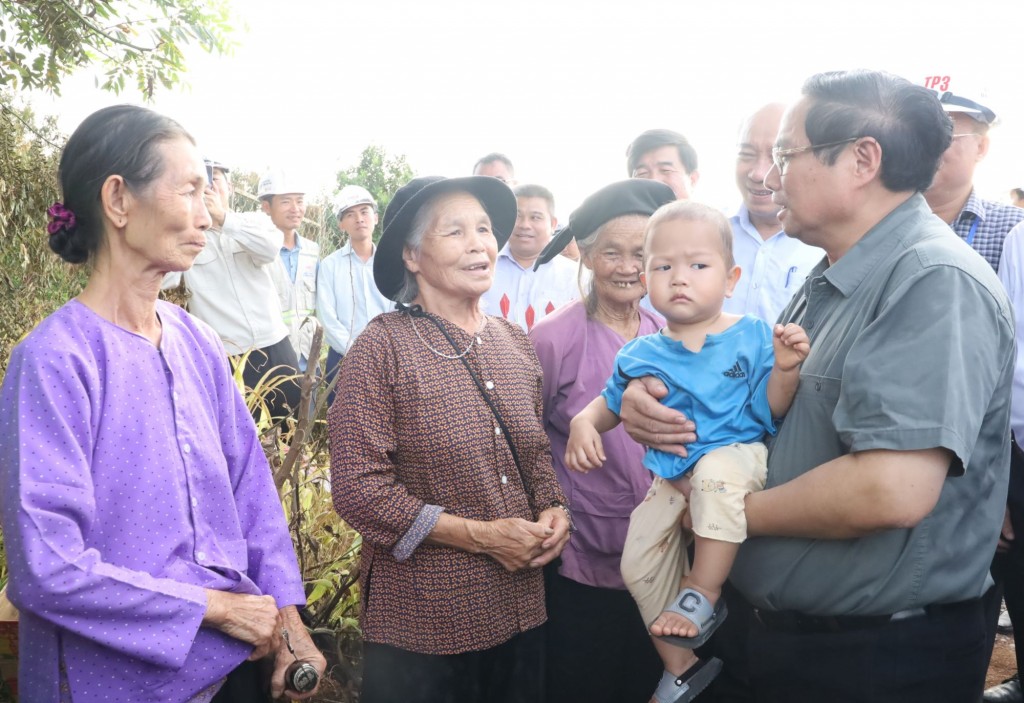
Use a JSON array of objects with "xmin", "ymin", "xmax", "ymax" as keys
[
  {"xmin": 602, "ymin": 315, "xmax": 776, "ymax": 480},
  {"xmin": 316, "ymin": 244, "xmax": 395, "ymax": 354},
  {"xmin": 724, "ymin": 205, "xmax": 824, "ymax": 323},
  {"xmin": 279, "ymin": 237, "xmax": 302, "ymax": 283}
]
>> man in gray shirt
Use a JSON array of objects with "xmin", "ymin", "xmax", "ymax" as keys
[{"xmin": 619, "ymin": 70, "xmax": 1014, "ymax": 702}]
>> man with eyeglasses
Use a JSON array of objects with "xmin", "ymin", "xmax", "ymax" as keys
[
  {"xmin": 626, "ymin": 129, "xmax": 699, "ymax": 200},
  {"xmin": 919, "ymin": 78, "xmax": 1024, "ymax": 703},
  {"xmin": 725, "ymin": 103, "xmax": 824, "ymax": 323},
  {"xmin": 616, "ymin": 70, "xmax": 1013, "ymax": 702},
  {"xmin": 922, "ymin": 77, "xmax": 1023, "ymax": 271}
]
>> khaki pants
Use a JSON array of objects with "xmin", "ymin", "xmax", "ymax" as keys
[{"xmin": 620, "ymin": 442, "xmax": 768, "ymax": 624}]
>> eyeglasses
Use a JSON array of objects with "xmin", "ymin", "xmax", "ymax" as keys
[{"xmin": 770, "ymin": 137, "xmax": 860, "ymax": 175}]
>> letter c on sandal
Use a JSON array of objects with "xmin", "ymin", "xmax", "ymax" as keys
[{"xmin": 678, "ymin": 592, "xmax": 702, "ymax": 613}]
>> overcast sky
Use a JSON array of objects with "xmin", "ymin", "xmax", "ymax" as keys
[{"xmin": 28, "ymin": 0, "xmax": 1024, "ymax": 217}]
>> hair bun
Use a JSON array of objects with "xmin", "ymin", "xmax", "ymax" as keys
[{"xmin": 48, "ymin": 224, "xmax": 88, "ymax": 264}]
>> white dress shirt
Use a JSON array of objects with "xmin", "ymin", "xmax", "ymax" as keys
[
  {"xmin": 162, "ymin": 211, "xmax": 287, "ymax": 355},
  {"xmin": 316, "ymin": 243, "xmax": 395, "ymax": 355},
  {"xmin": 998, "ymin": 221, "xmax": 1024, "ymax": 440},
  {"xmin": 724, "ymin": 205, "xmax": 824, "ymax": 323}
]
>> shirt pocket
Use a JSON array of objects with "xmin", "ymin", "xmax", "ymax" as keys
[{"xmin": 192, "ymin": 246, "xmax": 218, "ymax": 267}]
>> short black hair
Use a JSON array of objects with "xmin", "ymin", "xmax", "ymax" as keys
[
  {"xmin": 1012, "ymin": 188, "xmax": 1024, "ymax": 201},
  {"xmin": 52, "ymin": 105, "xmax": 194, "ymax": 264},
  {"xmin": 801, "ymin": 70, "xmax": 952, "ymax": 193},
  {"xmin": 473, "ymin": 152, "xmax": 514, "ymax": 176},
  {"xmin": 512, "ymin": 183, "xmax": 555, "ymax": 216},
  {"xmin": 625, "ymin": 129, "xmax": 698, "ymax": 175}
]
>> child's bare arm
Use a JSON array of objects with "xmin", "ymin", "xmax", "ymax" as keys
[
  {"xmin": 566, "ymin": 396, "xmax": 621, "ymax": 473},
  {"xmin": 767, "ymin": 323, "xmax": 810, "ymax": 418}
]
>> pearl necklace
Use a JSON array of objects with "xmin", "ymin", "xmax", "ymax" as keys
[{"xmin": 409, "ymin": 313, "xmax": 486, "ymax": 359}]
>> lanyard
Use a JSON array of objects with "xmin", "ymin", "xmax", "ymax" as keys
[{"xmin": 965, "ymin": 217, "xmax": 980, "ymax": 247}]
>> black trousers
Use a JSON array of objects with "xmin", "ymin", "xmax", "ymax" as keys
[
  {"xmin": 237, "ymin": 336, "xmax": 301, "ymax": 423},
  {"xmin": 361, "ymin": 626, "xmax": 545, "ymax": 703},
  {"xmin": 746, "ymin": 599, "xmax": 987, "ymax": 702},
  {"xmin": 325, "ymin": 347, "xmax": 344, "ymax": 408},
  {"xmin": 210, "ymin": 660, "xmax": 268, "ymax": 703},
  {"xmin": 983, "ymin": 544, "xmax": 1024, "ymax": 677},
  {"xmin": 703, "ymin": 584, "xmax": 987, "ymax": 703},
  {"xmin": 544, "ymin": 568, "xmax": 662, "ymax": 703}
]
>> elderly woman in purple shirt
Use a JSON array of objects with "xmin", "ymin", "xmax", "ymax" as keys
[
  {"xmin": 0, "ymin": 106, "xmax": 324, "ymax": 702},
  {"xmin": 530, "ymin": 180, "xmax": 676, "ymax": 703}
]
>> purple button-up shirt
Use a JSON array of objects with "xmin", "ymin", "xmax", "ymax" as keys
[
  {"xmin": 0, "ymin": 299, "xmax": 305, "ymax": 702},
  {"xmin": 530, "ymin": 300, "xmax": 662, "ymax": 589}
]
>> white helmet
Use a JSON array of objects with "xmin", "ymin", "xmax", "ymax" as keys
[
  {"xmin": 334, "ymin": 185, "xmax": 377, "ymax": 219},
  {"xmin": 258, "ymin": 169, "xmax": 307, "ymax": 199}
]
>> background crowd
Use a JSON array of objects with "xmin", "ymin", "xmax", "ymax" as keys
[{"xmin": 1, "ymin": 67, "xmax": 1024, "ymax": 703}]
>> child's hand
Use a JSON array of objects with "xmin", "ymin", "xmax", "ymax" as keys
[
  {"xmin": 773, "ymin": 323, "xmax": 810, "ymax": 371},
  {"xmin": 565, "ymin": 420, "xmax": 607, "ymax": 473}
]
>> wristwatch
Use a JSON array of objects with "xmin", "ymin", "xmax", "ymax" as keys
[{"xmin": 549, "ymin": 502, "xmax": 576, "ymax": 533}]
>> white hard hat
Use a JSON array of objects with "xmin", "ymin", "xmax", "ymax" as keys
[
  {"xmin": 258, "ymin": 169, "xmax": 307, "ymax": 199},
  {"xmin": 334, "ymin": 185, "xmax": 377, "ymax": 219}
]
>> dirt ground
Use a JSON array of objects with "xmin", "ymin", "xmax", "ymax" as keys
[{"xmin": 989, "ymin": 633, "xmax": 1017, "ymax": 689}]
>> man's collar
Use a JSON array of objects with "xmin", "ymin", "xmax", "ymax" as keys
[
  {"xmin": 733, "ymin": 204, "xmax": 784, "ymax": 241},
  {"xmin": 281, "ymin": 232, "xmax": 301, "ymax": 252},
  {"xmin": 822, "ymin": 194, "xmax": 926, "ymax": 298},
  {"xmin": 956, "ymin": 188, "xmax": 986, "ymax": 224}
]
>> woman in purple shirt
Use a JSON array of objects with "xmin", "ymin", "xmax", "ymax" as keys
[
  {"xmin": 530, "ymin": 180, "xmax": 676, "ymax": 703},
  {"xmin": 0, "ymin": 106, "xmax": 324, "ymax": 702}
]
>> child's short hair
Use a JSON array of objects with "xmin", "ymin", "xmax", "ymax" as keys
[{"xmin": 644, "ymin": 200, "xmax": 735, "ymax": 269}]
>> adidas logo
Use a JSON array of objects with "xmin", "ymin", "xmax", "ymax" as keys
[{"xmin": 722, "ymin": 362, "xmax": 745, "ymax": 378}]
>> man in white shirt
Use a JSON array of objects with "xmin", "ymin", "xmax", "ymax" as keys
[
  {"xmin": 260, "ymin": 169, "xmax": 321, "ymax": 374},
  {"xmin": 988, "ymin": 220, "xmax": 1024, "ymax": 703},
  {"xmin": 725, "ymin": 103, "xmax": 824, "ymax": 322},
  {"xmin": 481, "ymin": 184, "xmax": 578, "ymax": 331},
  {"xmin": 316, "ymin": 185, "xmax": 395, "ymax": 405},
  {"xmin": 163, "ymin": 159, "xmax": 300, "ymax": 420}
]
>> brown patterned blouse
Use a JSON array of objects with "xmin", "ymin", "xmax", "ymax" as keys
[{"xmin": 328, "ymin": 309, "xmax": 565, "ymax": 655}]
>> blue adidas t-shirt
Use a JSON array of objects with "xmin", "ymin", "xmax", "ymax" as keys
[{"xmin": 602, "ymin": 314, "xmax": 776, "ymax": 480}]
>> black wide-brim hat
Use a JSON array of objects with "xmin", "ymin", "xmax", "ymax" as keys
[
  {"xmin": 374, "ymin": 176, "xmax": 517, "ymax": 301},
  {"xmin": 533, "ymin": 179, "xmax": 676, "ymax": 270}
]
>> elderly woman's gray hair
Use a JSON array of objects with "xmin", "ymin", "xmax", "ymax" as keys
[{"xmin": 393, "ymin": 196, "xmax": 437, "ymax": 305}]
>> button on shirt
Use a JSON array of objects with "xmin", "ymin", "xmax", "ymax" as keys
[
  {"xmin": 481, "ymin": 247, "xmax": 579, "ymax": 332},
  {"xmin": 0, "ymin": 299, "xmax": 305, "ymax": 702},
  {"xmin": 950, "ymin": 189, "xmax": 1024, "ymax": 271},
  {"xmin": 316, "ymin": 244, "xmax": 395, "ymax": 354},
  {"xmin": 724, "ymin": 206, "xmax": 824, "ymax": 323}
]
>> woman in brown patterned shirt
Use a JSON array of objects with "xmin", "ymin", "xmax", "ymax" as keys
[{"xmin": 328, "ymin": 176, "xmax": 571, "ymax": 703}]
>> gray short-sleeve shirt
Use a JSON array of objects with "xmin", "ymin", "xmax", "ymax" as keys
[{"xmin": 730, "ymin": 193, "xmax": 1015, "ymax": 616}]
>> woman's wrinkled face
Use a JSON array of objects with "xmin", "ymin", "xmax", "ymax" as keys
[
  {"xmin": 121, "ymin": 137, "xmax": 211, "ymax": 273},
  {"xmin": 403, "ymin": 192, "xmax": 498, "ymax": 303},
  {"xmin": 581, "ymin": 215, "xmax": 647, "ymax": 308}
]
